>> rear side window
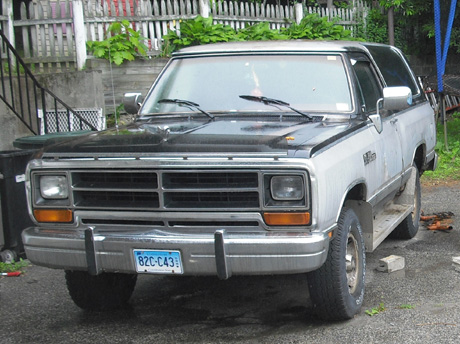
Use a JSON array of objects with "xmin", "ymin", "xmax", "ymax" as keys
[{"xmin": 366, "ymin": 45, "xmax": 420, "ymax": 98}]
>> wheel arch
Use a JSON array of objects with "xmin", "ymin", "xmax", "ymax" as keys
[
  {"xmin": 341, "ymin": 181, "xmax": 373, "ymax": 246},
  {"xmin": 413, "ymin": 143, "xmax": 425, "ymax": 173},
  {"xmin": 344, "ymin": 182, "xmax": 367, "ymax": 204}
]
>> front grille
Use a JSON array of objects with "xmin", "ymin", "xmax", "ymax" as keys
[
  {"xmin": 71, "ymin": 170, "xmax": 260, "ymax": 211},
  {"xmin": 163, "ymin": 172, "xmax": 258, "ymax": 189},
  {"xmin": 74, "ymin": 190, "xmax": 160, "ymax": 209},
  {"xmin": 164, "ymin": 191, "xmax": 259, "ymax": 208},
  {"xmin": 73, "ymin": 171, "xmax": 158, "ymax": 189}
]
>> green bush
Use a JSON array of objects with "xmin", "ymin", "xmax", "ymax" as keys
[
  {"xmin": 423, "ymin": 112, "xmax": 460, "ymax": 181},
  {"xmin": 162, "ymin": 13, "xmax": 357, "ymax": 56},
  {"xmin": 162, "ymin": 16, "xmax": 238, "ymax": 55},
  {"xmin": 237, "ymin": 22, "xmax": 288, "ymax": 41},
  {"xmin": 87, "ymin": 20, "xmax": 148, "ymax": 65},
  {"xmin": 359, "ymin": 9, "xmax": 387, "ymax": 44},
  {"xmin": 283, "ymin": 14, "xmax": 354, "ymax": 40}
]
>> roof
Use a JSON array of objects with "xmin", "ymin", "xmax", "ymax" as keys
[{"xmin": 172, "ymin": 40, "xmax": 393, "ymax": 57}]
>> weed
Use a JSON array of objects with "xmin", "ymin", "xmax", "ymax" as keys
[
  {"xmin": 365, "ymin": 302, "xmax": 386, "ymax": 316},
  {"xmin": 422, "ymin": 112, "xmax": 460, "ymax": 182},
  {"xmin": 106, "ymin": 103, "xmax": 126, "ymax": 128},
  {"xmin": 87, "ymin": 20, "xmax": 148, "ymax": 65},
  {"xmin": 0, "ymin": 259, "xmax": 29, "ymax": 273},
  {"xmin": 398, "ymin": 304, "xmax": 415, "ymax": 309}
]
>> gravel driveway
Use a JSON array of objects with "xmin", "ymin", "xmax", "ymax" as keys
[{"xmin": 1, "ymin": 182, "xmax": 460, "ymax": 344}]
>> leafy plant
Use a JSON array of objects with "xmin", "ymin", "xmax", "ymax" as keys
[
  {"xmin": 334, "ymin": 1, "xmax": 351, "ymax": 9},
  {"xmin": 237, "ymin": 22, "xmax": 288, "ymax": 41},
  {"xmin": 283, "ymin": 13, "xmax": 354, "ymax": 40},
  {"xmin": 162, "ymin": 13, "xmax": 357, "ymax": 56},
  {"xmin": 373, "ymin": 0, "xmax": 430, "ymax": 17},
  {"xmin": 365, "ymin": 302, "xmax": 386, "ymax": 316},
  {"xmin": 0, "ymin": 259, "xmax": 29, "ymax": 273},
  {"xmin": 87, "ymin": 20, "xmax": 148, "ymax": 65},
  {"xmin": 358, "ymin": 9, "xmax": 388, "ymax": 44},
  {"xmin": 106, "ymin": 103, "xmax": 127, "ymax": 128},
  {"xmin": 162, "ymin": 16, "xmax": 238, "ymax": 55}
]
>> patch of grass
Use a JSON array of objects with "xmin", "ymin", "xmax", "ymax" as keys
[
  {"xmin": 398, "ymin": 304, "xmax": 415, "ymax": 309},
  {"xmin": 422, "ymin": 112, "xmax": 460, "ymax": 182},
  {"xmin": 0, "ymin": 259, "xmax": 29, "ymax": 273},
  {"xmin": 365, "ymin": 302, "xmax": 386, "ymax": 316}
]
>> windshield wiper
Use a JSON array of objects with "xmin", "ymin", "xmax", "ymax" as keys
[
  {"xmin": 158, "ymin": 98, "xmax": 215, "ymax": 120},
  {"xmin": 239, "ymin": 95, "xmax": 314, "ymax": 120}
]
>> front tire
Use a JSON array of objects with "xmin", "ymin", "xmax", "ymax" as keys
[
  {"xmin": 65, "ymin": 270, "xmax": 137, "ymax": 311},
  {"xmin": 307, "ymin": 207, "xmax": 366, "ymax": 321}
]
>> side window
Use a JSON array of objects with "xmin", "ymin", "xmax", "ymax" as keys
[
  {"xmin": 350, "ymin": 56, "xmax": 382, "ymax": 113},
  {"xmin": 366, "ymin": 45, "xmax": 420, "ymax": 98}
]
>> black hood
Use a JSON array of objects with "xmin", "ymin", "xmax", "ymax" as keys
[{"xmin": 41, "ymin": 117, "xmax": 365, "ymax": 159}]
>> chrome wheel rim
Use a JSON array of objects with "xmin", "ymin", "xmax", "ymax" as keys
[
  {"xmin": 411, "ymin": 190, "xmax": 419, "ymax": 222},
  {"xmin": 346, "ymin": 231, "xmax": 359, "ymax": 294}
]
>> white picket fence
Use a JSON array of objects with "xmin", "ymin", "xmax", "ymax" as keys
[{"xmin": 0, "ymin": 0, "xmax": 369, "ymax": 72}]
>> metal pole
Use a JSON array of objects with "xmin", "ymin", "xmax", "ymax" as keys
[{"xmin": 441, "ymin": 93, "xmax": 449, "ymax": 151}]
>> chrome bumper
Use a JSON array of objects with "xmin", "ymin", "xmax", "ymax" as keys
[{"xmin": 22, "ymin": 227, "xmax": 329, "ymax": 278}]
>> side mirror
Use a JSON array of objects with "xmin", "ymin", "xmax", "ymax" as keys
[
  {"xmin": 382, "ymin": 86, "xmax": 412, "ymax": 111},
  {"xmin": 371, "ymin": 86, "xmax": 412, "ymax": 134},
  {"xmin": 123, "ymin": 93, "xmax": 143, "ymax": 114}
]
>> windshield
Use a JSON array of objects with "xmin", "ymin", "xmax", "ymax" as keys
[{"xmin": 140, "ymin": 54, "xmax": 352, "ymax": 115}]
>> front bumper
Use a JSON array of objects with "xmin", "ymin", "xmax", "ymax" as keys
[{"xmin": 22, "ymin": 226, "xmax": 329, "ymax": 278}]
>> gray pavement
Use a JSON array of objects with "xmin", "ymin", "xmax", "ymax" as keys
[{"xmin": 1, "ymin": 182, "xmax": 460, "ymax": 343}]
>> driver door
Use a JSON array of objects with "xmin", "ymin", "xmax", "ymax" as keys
[{"xmin": 350, "ymin": 54, "xmax": 403, "ymax": 197}]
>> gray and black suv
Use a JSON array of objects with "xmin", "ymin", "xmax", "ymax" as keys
[{"xmin": 23, "ymin": 40, "xmax": 437, "ymax": 320}]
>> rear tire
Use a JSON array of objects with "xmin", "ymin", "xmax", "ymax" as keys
[
  {"xmin": 65, "ymin": 270, "xmax": 137, "ymax": 311},
  {"xmin": 307, "ymin": 207, "xmax": 366, "ymax": 320},
  {"xmin": 390, "ymin": 166, "xmax": 421, "ymax": 239},
  {"xmin": 0, "ymin": 249, "xmax": 17, "ymax": 264}
]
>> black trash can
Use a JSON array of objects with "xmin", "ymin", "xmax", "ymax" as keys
[
  {"xmin": 13, "ymin": 130, "xmax": 92, "ymax": 149},
  {"xmin": 0, "ymin": 149, "xmax": 36, "ymax": 262}
]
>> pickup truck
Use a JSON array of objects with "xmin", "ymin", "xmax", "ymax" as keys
[{"xmin": 22, "ymin": 40, "xmax": 437, "ymax": 320}]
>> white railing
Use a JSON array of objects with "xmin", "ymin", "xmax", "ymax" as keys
[{"xmin": 0, "ymin": 0, "xmax": 369, "ymax": 72}]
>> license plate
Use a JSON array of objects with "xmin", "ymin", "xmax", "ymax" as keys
[{"xmin": 134, "ymin": 250, "xmax": 183, "ymax": 274}]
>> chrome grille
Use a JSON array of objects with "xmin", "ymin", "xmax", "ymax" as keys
[
  {"xmin": 74, "ymin": 190, "xmax": 160, "ymax": 209},
  {"xmin": 73, "ymin": 171, "xmax": 158, "ymax": 189},
  {"xmin": 71, "ymin": 170, "xmax": 260, "ymax": 211},
  {"xmin": 164, "ymin": 191, "xmax": 259, "ymax": 208},
  {"xmin": 163, "ymin": 172, "xmax": 258, "ymax": 189}
]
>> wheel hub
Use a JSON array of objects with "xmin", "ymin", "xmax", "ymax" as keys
[{"xmin": 346, "ymin": 233, "xmax": 359, "ymax": 294}]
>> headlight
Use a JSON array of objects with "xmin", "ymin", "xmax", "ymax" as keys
[
  {"xmin": 270, "ymin": 175, "xmax": 304, "ymax": 200},
  {"xmin": 40, "ymin": 175, "xmax": 69, "ymax": 199}
]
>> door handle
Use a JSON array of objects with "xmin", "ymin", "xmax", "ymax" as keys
[{"xmin": 390, "ymin": 118, "xmax": 398, "ymax": 125}]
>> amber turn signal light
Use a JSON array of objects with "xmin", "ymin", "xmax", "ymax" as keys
[
  {"xmin": 263, "ymin": 212, "xmax": 310, "ymax": 226},
  {"xmin": 33, "ymin": 209, "xmax": 73, "ymax": 223}
]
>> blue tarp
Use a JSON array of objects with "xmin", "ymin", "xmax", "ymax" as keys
[{"xmin": 434, "ymin": 0, "xmax": 457, "ymax": 93}]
